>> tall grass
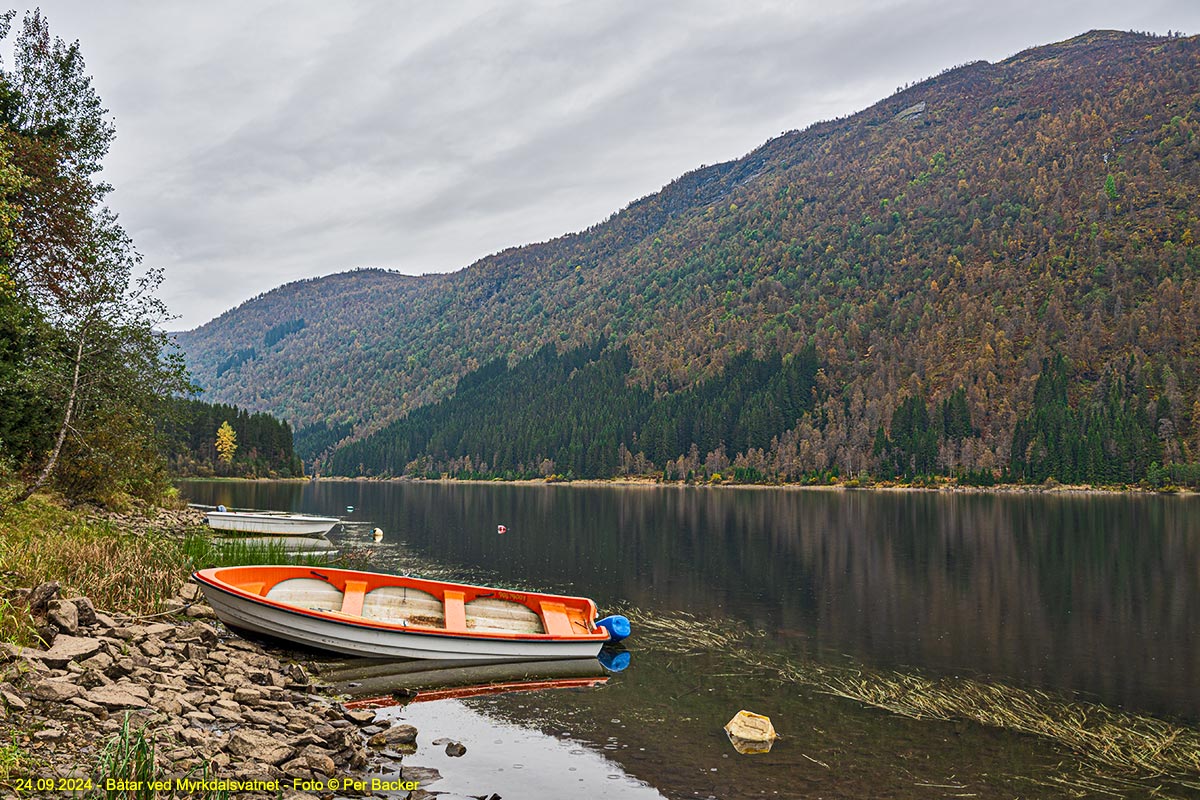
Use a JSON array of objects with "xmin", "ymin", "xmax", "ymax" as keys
[
  {"xmin": 0, "ymin": 493, "xmax": 338, "ymax": 634},
  {"xmin": 0, "ymin": 595, "xmax": 38, "ymax": 646},
  {"xmin": 0, "ymin": 495, "xmax": 195, "ymax": 617}
]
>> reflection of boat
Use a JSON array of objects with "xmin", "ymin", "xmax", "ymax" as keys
[
  {"xmin": 193, "ymin": 565, "xmax": 627, "ymax": 661},
  {"xmin": 205, "ymin": 509, "xmax": 341, "ymax": 536},
  {"xmin": 316, "ymin": 657, "xmax": 612, "ymax": 708}
]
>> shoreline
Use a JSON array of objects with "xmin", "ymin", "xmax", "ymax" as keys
[
  {"xmin": 0, "ymin": 499, "xmax": 464, "ymax": 799},
  {"xmin": 183, "ymin": 474, "xmax": 1198, "ymax": 498}
]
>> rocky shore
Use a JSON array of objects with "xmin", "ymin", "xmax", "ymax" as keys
[{"xmin": 0, "ymin": 581, "xmax": 441, "ymax": 798}]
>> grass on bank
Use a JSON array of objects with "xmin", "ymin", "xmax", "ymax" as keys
[{"xmin": 0, "ymin": 490, "xmax": 342, "ymax": 646}]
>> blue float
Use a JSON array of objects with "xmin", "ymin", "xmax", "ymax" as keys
[{"xmin": 595, "ymin": 614, "xmax": 632, "ymax": 642}]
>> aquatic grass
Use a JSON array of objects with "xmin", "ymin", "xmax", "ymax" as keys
[
  {"xmin": 817, "ymin": 671, "xmax": 1200, "ymax": 778},
  {"xmin": 625, "ymin": 607, "xmax": 1200, "ymax": 792},
  {"xmin": 181, "ymin": 534, "xmax": 334, "ymax": 569}
]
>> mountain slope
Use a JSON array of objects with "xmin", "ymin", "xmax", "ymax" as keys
[{"xmin": 177, "ymin": 30, "xmax": 1200, "ymax": 475}]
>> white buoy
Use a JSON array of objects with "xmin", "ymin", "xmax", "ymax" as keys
[
  {"xmin": 372, "ymin": 527, "xmax": 383, "ymax": 542},
  {"xmin": 497, "ymin": 524, "xmax": 507, "ymax": 535}
]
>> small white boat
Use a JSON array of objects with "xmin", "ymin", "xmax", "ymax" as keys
[
  {"xmin": 205, "ymin": 510, "xmax": 341, "ymax": 536},
  {"xmin": 192, "ymin": 565, "xmax": 630, "ymax": 661}
]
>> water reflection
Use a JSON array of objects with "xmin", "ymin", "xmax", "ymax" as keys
[{"xmin": 180, "ymin": 481, "xmax": 1200, "ymax": 720}]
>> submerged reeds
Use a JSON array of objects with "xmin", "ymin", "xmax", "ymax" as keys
[{"xmin": 626, "ymin": 607, "xmax": 1200, "ymax": 791}]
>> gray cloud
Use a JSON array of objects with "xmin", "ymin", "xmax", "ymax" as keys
[{"xmin": 24, "ymin": 0, "xmax": 1200, "ymax": 327}]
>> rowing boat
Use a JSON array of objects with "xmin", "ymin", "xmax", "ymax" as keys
[
  {"xmin": 205, "ymin": 510, "xmax": 341, "ymax": 536},
  {"xmin": 192, "ymin": 565, "xmax": 630, "ymax": 661}
]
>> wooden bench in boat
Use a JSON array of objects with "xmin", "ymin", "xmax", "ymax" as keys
[
  {"xmin": 539, "ymin": 601, "xmax": 575, "ymax": 636},
  {"xmin": 443, "ymin": 590, "xmax": 467, "ymax": 632},
  {"xmin": 340, "ymin": 580, "xmax": 368, "ymax": 616}
]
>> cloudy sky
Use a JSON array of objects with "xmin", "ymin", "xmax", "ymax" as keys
[{"xmin": 18, "ymin": 1, "xmax": 1200, "ymax": 329}]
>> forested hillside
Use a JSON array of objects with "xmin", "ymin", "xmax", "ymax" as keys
[{"xmin": 176, "ymin": 30, "xmax": 1200, "ymax": 483}]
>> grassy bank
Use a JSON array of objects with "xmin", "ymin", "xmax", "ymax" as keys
[
  {"xmin": 0, "ymin": 494, "xmax": 199, "ymax": 642},
  {"xmin": 0, "ymin": 491, "xmax": 336, "ymax": 646}
]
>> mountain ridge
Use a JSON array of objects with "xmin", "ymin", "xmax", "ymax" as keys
[{"xmin": 176, "ymin": 29, "xmax": 1200, "ymax": 476}]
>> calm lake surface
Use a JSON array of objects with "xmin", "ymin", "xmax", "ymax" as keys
[{"xmin": 180, "ymin": 481, "xmax": 1200, "ymax": 798}]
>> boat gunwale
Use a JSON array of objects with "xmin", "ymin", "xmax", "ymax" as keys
[{"xmin": 192, "ymin": 566, "xmax": 609, "ymax": 644}]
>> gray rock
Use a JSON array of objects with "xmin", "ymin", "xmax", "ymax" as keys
[
  {"xmin": 445, "ymin": 741, "xmax": 466, "ymax": 757},
  {"xmin": 112, "ymin": 625, "xmax": 147, "ymax": 642},
  {"xmin": 32, "ymin": 679, "xmax": 83, "ymax": 702},
  {"xmin": 86, "ymin": 683, "xmax": 151, "ymax": 709},
  {"xmin": 92, "ymin": 612, "xmax": 118, "ymax": 629},
  {"xmin": 48, "ymin": 600, "xmax": 79, "ymax": 634},
  {"xmin": 399, "ymin": 765, "xmax": 442, "ymax": 785},
  {"xmin": 344, "ymin": 708, "xmax": 375, "ymax": 725},
  {"xmin": 178, "ymin": 583, "xmax": 202, "ymax": 601},
  {"xmin": 368, "ymin": 724, "xmax": 417, "ymax": 748},
  {"xmin": 27, "ymin": 581, "xmax": 60, "ymax": 615},
  {"xmin": 70, "ymin": 597, "xmax": 97, "ymax": 627},
  {"xmin": 184, "ymin": 603, "xmax": 216, "ymax": 620},
  {"xmin": 297, "ymin": 745, "xmax": 336, "ymax": 776},
  {"xmin": 67, "ymin": 696, "xmax": 107, "ymax": 717},
  {"xmin": 226, "ymin": 728, "xmax": 296, "ymax": 765},
  {"xmin": 79, "ymin": 651, "xmax": 113, "ymax": 672},
  {"xmin": 39, "ymin": 635, "xmax": 102, "ymax": 668},
  {"xmin": 233, "ymin": 686, "xmax": 262, "ymax": 705},
  {"xmin": 0, "ymin": 684, "xmax": 28, "ymax": 710},
  {"xmin": 176, "ymin": 621, "xmax": 217, "ymax": 645}
]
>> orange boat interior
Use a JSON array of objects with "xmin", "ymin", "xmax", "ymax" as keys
[{"xmin": 203, "ymin": 566, "xmax": 603, "ymax": 640}]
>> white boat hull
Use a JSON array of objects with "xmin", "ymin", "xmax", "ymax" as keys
[
  {"xmin": 206, "ymin": 511, "xmax": 339, "ymax": 536},
  {"xmin": 199, "ymin": 583, "xmax": 606, "ymax": 661}
]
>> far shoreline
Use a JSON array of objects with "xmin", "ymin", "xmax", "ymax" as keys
[{"xmin": 174, "ymin": 475, "xmax": 1198, "ymax": 498}]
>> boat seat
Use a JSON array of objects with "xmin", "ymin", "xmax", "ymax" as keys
[
  {"xmin": 361, "ymin": 586, "xmax": 445, "ymax": 627},
  {"xmin": 236, "ymin": 581, "xmax": 266, "ymax": 597},
  {"xmin": 340, "ymin": 580, "xmax": 368, "ymax": 616},
  {"xmin": 265, "ymin": 578, "xmax": 344, "ymax": 612},
  {"xmin": 465, "ymin": 597, "xmax": 544, "ymax": 634},
  {"xmin": 539, "ymin": 601, "xmax": 574, "ymax": 636},
  {"xmin": 443, "ymin": 590, "xmax": 467, "ymax": 632}
]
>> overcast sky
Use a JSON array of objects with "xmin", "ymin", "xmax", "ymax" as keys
[{"xmin": 17, "ymin": 1, "xmax": 1200, "ymax": 329}]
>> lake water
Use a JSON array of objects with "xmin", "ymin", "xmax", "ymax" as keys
[{"xmin": 180, "ymin": 481, "xmax": 1200, "ymax": 798}]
